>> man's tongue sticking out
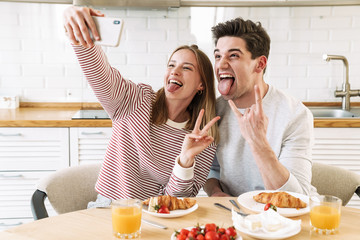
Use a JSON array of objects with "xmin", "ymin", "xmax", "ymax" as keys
[{"xmin": 218, "ymin": 78, "xmax": 234, "ymax": 95}]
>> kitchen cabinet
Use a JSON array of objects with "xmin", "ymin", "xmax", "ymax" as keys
[
  {"xmin": 0, "ymin": 128, "xmax": 69, "ymax": 230},
  {"xmin": 312, "ymin": 128, "xmax": 360, "ymax": 209},
  {"xmin": 69, "ymin": 127, "xmax": 111, "ymax": 166}
]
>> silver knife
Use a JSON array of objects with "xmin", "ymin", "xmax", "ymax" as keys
[{"xmin": 142, "ymin": 219, "xmax": 168, "ymax": 229}]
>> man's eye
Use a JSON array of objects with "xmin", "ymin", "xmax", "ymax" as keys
[
  {"xmin": 230, "ymin": 53, "xmax": 239, "ymax": 58},
  {"xmin": 214, "ymin": 55, "xmax": 221, "ymax": 60}
]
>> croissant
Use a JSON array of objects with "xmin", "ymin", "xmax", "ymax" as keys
[
  {"xmin": 143, "ymin": 195, "xmax": 197, "ymax": 212},
  {"xmin": 253, "ymin": 191, "xmax": 307, "ymax": 208}
]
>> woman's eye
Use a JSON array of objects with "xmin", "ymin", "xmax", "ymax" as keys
[
  {"xmin": 168, "ymin": 64, "xmax": 174, "ymax": 68},
  {"xmin": 184, "ymin": 66, "xmax": 192, "ymax": 70}
]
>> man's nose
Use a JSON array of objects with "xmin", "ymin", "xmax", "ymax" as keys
[{"xmin": 218, "ymin": 57, "xmax": 229, "ymax": 69}]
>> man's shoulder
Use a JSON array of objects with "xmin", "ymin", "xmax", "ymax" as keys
[
  {"xmin": 266, "ymin": 85, "xmax": 312, "ymax": 123},
  {"xmin": 267, "ymin": 85, "xmax": 306, "ymax": 110}
]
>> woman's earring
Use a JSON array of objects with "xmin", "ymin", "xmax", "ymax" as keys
[{"xmin": 197, "ymin": 90, "xmax": 203, "ymax": 95}]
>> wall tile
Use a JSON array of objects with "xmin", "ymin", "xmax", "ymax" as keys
[{"xmin": 1, "ymin": 2, "xmax": 360, "ymax": 103}]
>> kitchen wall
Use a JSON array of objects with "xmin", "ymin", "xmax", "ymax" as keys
[{"xmin": 0, "ymin": 2, "xmax": 359, "ymax": 103}]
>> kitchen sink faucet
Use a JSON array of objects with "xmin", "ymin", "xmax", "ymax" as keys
[{"xmin": 323, "ymin": 54, "xmax": 360, "ymax": 111}]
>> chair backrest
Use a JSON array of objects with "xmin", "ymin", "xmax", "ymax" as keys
[
  {"xmin": 311, "ymin": 162, "xmax": 360, "ymax": 206},
  {"xmin": 33, "ymin": 163, "xmax": 101, "ymax": 217}
]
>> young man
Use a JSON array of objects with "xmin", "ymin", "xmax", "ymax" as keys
[{"xmin": 204, "ymin": 18, "xmax": 316, "ymax": 197}]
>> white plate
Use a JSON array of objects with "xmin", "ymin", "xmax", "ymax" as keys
[
  {"xmin": 237, "ymin": 190, "xmax": 309, "ymax": 217},
  {"xmin": 170, "ymin": 226, "xmax": 242, "ymax": 240},
  {"xmin": 233, "ymin": 220, "xmax": 301, "ymax": 240},
  {"xmin": 143, "ymin": 203, "xmax": 198, "ymax": 218}
]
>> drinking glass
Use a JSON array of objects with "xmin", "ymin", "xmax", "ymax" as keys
[
  {"xmin": 309, "ymin": 195, "xmax": 342, "ymax": 235},
  {"xmin": 112, "ymin": 199, "xmax": 142, "ymax": 239}
]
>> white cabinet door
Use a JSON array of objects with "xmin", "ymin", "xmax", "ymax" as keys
[
  {"xmin": 70, "ymin": 127, "xmax": 111, "ymax": 166},
  {"xmin": 0, "ymin": 128, "xmax": 69, "ymax": 171},
  {"xmin": 313, "ymin": 128, "xmax": 360, "ymax": 209},
  {"xmin": 0, "ymin": 127, "xmax": 69, "ymax": 230}
]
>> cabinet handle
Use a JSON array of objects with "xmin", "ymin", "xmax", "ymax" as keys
[
  {"xmin": 0, "ymin": 174, "xmax": 24, "ymax": 178},
  {"xmin": 81, "ymin": 131, "xmax": 103, "ymax": 135},
  {"xmin": 0, "ymin": 222, "xmax": 23, "ymax": 226},
  {"xmin": 0, "ymin": 133, "xmax": 22, "ymax": 137}
]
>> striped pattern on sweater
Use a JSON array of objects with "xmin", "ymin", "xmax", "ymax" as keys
[{"xmin": 73, "ymin": 45, "xmax": 216, "ymax": 200}]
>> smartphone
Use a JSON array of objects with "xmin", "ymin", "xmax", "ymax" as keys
[{"xmin": 90, "ymin": 16, "xmax": 124, "ymax": 47}]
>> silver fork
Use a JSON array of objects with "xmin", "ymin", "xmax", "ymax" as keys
[
  {"xmin": 229, "ymin": 200, "xmax": 249, "ymax": 217},
  {"xmin": 229, "ymin": 200, "xmax": 241, "ymax": 210}
]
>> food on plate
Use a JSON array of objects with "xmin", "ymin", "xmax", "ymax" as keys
[
  {"xmin": 143, "ymin": 195, "xmax": 196, "ymax": 213},
  {"xmin": 174, "ymin": 223, "xmax": 237, "ymax": 240},
  {"xmin": 240, "ymin": 210, "xmax": 287, "ymax": 232},
  {"xmin": 253, "ymin": 191, "xmax": 307, "ymax": 208},
  {"xmin": 264, "ymin": 203, "xmax": 277, "ymax": 212},
  {"xmin": 243, "ymin": 214, "xmax": 262, "ymax": 231}
]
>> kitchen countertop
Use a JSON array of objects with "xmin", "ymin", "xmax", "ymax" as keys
[{"xmin": 1, "ymin": 102, "xmax": 360, "ymax": 128}]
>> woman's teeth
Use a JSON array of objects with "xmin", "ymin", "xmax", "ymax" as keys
[{"xmin": 169, "ymin": 80, "xmax": 183, "ymax": 86}]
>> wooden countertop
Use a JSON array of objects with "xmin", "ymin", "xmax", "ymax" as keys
[
  {"xmin": 0, "ymin": 103, "xmax": 112, "ymax": 127},
  {"xmin": 0, "ymin": 102, "xmax": 360, "ymax": 128}
]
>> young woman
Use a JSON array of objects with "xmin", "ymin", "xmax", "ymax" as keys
[{"xmin": 64, "ymin": 6, "xmax": 219, "ymax": 201}]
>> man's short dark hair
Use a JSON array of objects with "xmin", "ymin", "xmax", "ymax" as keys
[{"xmin": 212, "ymin": 17, "xmax": 270, "ymax": 61}]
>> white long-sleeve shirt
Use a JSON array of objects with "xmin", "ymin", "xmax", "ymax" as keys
[
  {"xmin": 208, "ymin": 85, "xmax": 316, "ymax": 196},
  {"xmin": 73, "ymin": 45, "xmax": 216, "ymax": 200}
]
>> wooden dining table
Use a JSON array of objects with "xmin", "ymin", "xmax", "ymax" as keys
[{"xmin": 1, "ymin": 197, "xmax": 359, "ymax": 240}]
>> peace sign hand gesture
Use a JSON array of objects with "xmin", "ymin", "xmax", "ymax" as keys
[
  {"xmin": 228, "ymin": 85, "xmax": 268, "ymax": 149},
  {"xmin": 179, "ymin": 109, "xmax": 220, "ymax": 168}
]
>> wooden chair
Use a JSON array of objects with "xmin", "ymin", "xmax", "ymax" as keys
[
  {"xmin": 311, "ymin": 162, "xmax": 360, "ymax": 206},
  {"xmin": 31, "ymin": 163, "xmax": 101, "ymax": 220}
]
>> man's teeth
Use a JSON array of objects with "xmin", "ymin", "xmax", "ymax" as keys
[
  {"xmin": 220, "ymin": 74, "xmax": 234, "ymax": 80},
  {"xmin": 169, "ymin": 80, "xmax": 183, "ymax": 86}
]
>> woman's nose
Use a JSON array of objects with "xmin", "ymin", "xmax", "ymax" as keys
[{"xmin": 171, "ymin": 66, "xmax": 181, "ymax": 75}]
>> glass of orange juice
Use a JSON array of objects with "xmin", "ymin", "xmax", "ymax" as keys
[
  {"xmin": 112, "ymin": 199, "xmax": 142, "ymax": 239},
  {"xmin": 309, "ymin": 195, "xmax": 342, "ymax": 235}
]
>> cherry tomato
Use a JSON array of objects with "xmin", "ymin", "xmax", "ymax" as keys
[
  {"xmin": 177, "ymin": 233, "xmax": 187, "ymax": 240},
  {"xmin": 188, "ymin": 232, "xmax": 197, "ymax": 239},
  {"xmin": 205, "ymin": 231, "xmax": 219, "ymax": 240},
  {"xmin": 225, "ymin": 227, "xmax": 237, "ymax": 237},
  {"xmin": 220, "ymin": 234, "xmax": 230, "ymax": 240},
  {"xmin": 196, "ymin": 234, "xmax": 205, "ymax": 240},
  {"xmin": 158, "ymin": 205, "xmax": 170, "ymax": 214},
  {"xmin": 190, "ymin": 227, "xmax": 199, "ymax": 236},
  {"xmin": 205, "ymin": 223, "xmax": 217, "ymax": 233},
  {"xmin": 217, "ymin": 228, "xmax": 226, "ymax": 235},
  {"xmin": 180, "ymin": 229, "xmax": 190, "ymax": 236}
]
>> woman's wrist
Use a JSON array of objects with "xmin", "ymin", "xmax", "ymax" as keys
[{"xmin": 179, "ymin": 153, "xmax": 195, "ymax": 168}]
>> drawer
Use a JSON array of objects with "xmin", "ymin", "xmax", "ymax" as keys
[
  {"xmin": 0, "ymin": 128, "xmax": 69, "ymax": 171},
  {"xmin": 0, "ymin": 171, "xmax": 56, "ymax": 219}
]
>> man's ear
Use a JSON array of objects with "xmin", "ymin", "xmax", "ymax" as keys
[{"xmin": 255, "ymin": 55, "xmax": 267, "ymax": 73}]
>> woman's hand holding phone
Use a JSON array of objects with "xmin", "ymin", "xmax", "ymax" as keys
[{"xmin": 63, "ymin": 6, "xmax": 104, "ymax": 48}]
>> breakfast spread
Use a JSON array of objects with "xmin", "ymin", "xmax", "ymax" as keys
[
  {"xmin": 253, "ymin": 191, "xmax": 307, "ymax": 208},
  {"xmin": 143, "ymin": 195, "xmax": 197, "ymax": 213},
  {"xmin": 173, "ymin": 223, "xmax": 237, "ymax": 240}
]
